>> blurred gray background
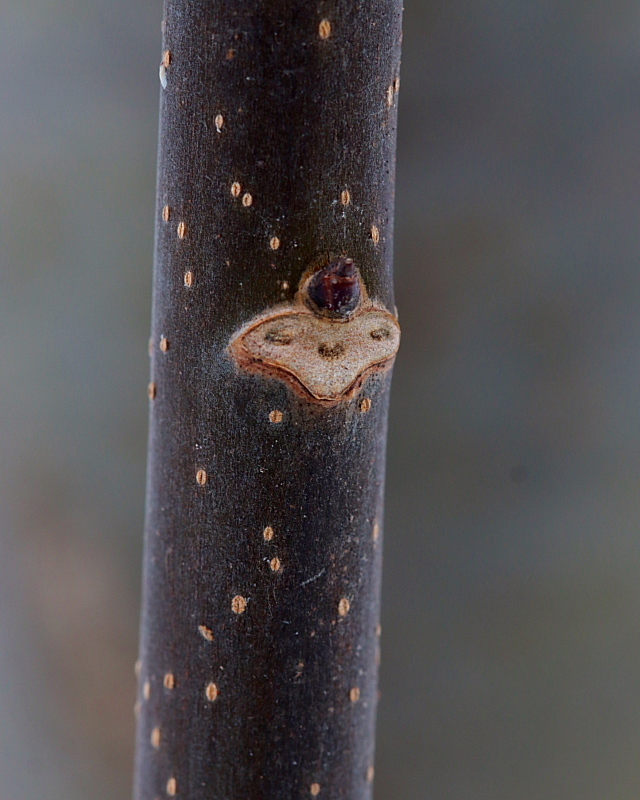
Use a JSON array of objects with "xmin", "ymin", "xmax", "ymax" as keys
[{"xmin": 2, "ymin": 1, "xmax": 640, "ymax": 798}]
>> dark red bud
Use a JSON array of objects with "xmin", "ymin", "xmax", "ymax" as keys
[{"xmin": 306, "ymin": 258, "xmax": 361, "ymax": 318}]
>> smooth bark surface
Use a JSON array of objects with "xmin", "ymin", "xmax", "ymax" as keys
[{"xmin": 135, "ymin": 1, "xmax": 402, "ymax": 798}]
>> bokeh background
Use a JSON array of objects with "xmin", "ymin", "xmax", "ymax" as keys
[{"xmin": 2, "ymin": 0, "xmax": 640, "ymax": 798}]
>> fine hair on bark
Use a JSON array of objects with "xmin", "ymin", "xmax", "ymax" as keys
[{"xmin": 135, "ymin": 1, "xmax": 402, "ymax": 798}]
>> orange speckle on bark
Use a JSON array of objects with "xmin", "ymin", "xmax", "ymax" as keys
[
  {"xmin": 164, "ymin": 672, "xmax": 175, "ymax": 690},
  {"xmin": 205, "ymin": 682, "xmax": 219, "ymax": 701},
  {"xmin": 232, "ymin": 595, "xmax": 247, "ymax": 614},
  {"xmin": 198, "ymin": 625, "xmax": 214, "ymax": 642},
  {"xmin": 151, "ymin": 727, "xmax": 161, "ymax": 748},
  {"xmin": 318, "ymin": 18, "xmax": 331, "ymax": 39},
  {"xmin": 338, "ymin": 597, "xmax": 350, "ymax": 617},
  {"xmin": 196, "ymin": 469, "xmax": 207, "ymax": 486}
]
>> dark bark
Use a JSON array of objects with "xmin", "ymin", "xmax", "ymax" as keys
[{"xmin": 135, "ymin": 1, "xmax": 402, "ymax": 798}]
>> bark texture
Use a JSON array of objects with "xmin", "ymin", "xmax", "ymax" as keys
[{"xmin": 135, "ymin": 1, "xmax": 402, "ymax": 798}]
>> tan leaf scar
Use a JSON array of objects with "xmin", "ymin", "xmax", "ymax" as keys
[{"xmin": 228, "ymin": 258, "xmax": 400, "ymax": 405}]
